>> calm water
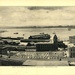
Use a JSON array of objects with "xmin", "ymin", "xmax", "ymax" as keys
[{"xmin": 0, "ymin": 28, "xmax": 75, "ymax": 41}]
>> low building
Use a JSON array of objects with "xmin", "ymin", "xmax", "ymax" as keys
[
  {"xmin": 36, "ymin": 43, "xmax": 57, "ymax": 51},
  {"xmin": 68, "ymin": 47, "xmax": 75, "ymax": 58}
]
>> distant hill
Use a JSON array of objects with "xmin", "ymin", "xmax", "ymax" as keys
[{"xmin": 0, "ymin": 25, "xmax": 75, "ymax": 29}]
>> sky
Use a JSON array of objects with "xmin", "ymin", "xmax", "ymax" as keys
[{"xmin": 0, "ymin": 6, "xmax": 75, "ymax": 27}]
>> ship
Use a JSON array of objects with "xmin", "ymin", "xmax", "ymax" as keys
[
  {"xmin": 21, "ymin": 33, "xmax": 50, "ymax": 42},
  {"xmin": 28, "ymin": 33, "xmax": 50, "ymax": 40}
]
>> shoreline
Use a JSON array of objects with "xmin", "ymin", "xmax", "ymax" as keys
[{"xmin": 0, "ymin": 26, "xmax": 75, "ymax": 29}]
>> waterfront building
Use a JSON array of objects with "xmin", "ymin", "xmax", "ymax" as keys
[
  {"xmin": 36, "ymin": 43, "xmax": 55, "ymax": 51},
  {"xmin": 68, "ymin": 47, "xmax": 75, "ymax": 58}
]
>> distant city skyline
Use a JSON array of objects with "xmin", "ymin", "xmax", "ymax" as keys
[{"xmin": 0, "ymin": 6, "xmax": 75, "ymax": 27}]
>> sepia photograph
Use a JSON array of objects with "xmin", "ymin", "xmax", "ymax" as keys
[{"xmin": 0, "ymin": 6, "xmax": 75, "ymax": 66}]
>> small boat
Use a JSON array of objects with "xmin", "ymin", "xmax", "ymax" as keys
[
  {"xmin": 23, "ymin": 34, "xmax": 25, "ymax": 36},
  {"xmin": 52, "ymin": 32, "xmax": 56, "ymax": 34},
  {"xmin": 68, "ymin": 28, "xmax": 71, "ymax": 31},
  {"xmin": 14, "ymin": 32, "xmax": 18, "ymax": 34}
]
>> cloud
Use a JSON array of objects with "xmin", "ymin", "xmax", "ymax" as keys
[{"xmin": 0, "ymin": 6, "xmax": 75, "ymax": 26}]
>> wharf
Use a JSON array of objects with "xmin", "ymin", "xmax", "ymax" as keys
[
  {"xmin": 0, "ymin": 54, "xmax": 75, "ymax": 66},
  {"xmin": 0, "ymin": 56, "xmax": 72, "ymax": 66},
  {"xmin": 0, "ymin": 37, "xmax": 24, "ymax": 40},
  {"xmin": 21, "ymin": 39, "xmax": 50, "ymax": 42}
]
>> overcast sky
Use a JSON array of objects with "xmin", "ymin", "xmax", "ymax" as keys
[{"xmin": 0, "ymin": 6, "xmax": 75, "ymax": 27}]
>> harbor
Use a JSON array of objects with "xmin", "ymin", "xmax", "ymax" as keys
[
  {"xmin": 1, "ymin": 6, "xmax": 75, "ymax": 66},
  {"xmin": 0, "ymin": 28, "xmax": 75, "ymax": 66}
]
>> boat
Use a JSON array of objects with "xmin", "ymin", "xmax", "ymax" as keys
[
  {"xmin": 68, "ymin": 28, "xmax": 71, "ymax": 31},
  {"xmin": 14, "ymin": 32, "xmax": 18, "ymax": 34},
  {"xmin": 28, "ymin": 33, "xmax": 50, "ymax": 40},
  {"xmin": 52, "ymin": 32, "xmax": 56, "ymax": 34}
]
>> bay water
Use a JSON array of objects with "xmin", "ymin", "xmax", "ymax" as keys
[{"xmin": 0, "ymin": 28, "xmax": 75, "ymax": 41}]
